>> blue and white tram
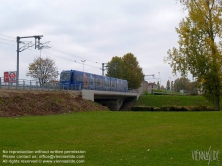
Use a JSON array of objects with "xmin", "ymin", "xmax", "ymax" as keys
[{"xmin": 60, "ymin": 70, "xmax": 128, "ymax": 92}]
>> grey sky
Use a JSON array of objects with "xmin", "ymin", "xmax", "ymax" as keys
[{"xmin": 0, "ymin": 0, "xmax": 187, "ymax": 86}]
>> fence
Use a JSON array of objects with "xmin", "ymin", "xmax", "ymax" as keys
[{"xmin": 0, "ymin": 77, "xmax": 62, "ymax": 91}]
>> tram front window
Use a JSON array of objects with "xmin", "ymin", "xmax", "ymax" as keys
[{"xmin": 60, "ymin": 72, "xmax": 70, "ymax": 81}]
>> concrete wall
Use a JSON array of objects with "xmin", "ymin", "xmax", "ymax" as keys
[{"xmin": 137, "ymin": 81, "xmax": 148, "ymax": 95}]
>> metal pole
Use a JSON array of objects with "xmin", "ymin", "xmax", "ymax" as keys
[
  {"xmin": 16, "ymin": 36, "xmax": 20, "ymax": 89},
  {"xmin": 23, "ymin": 80, "xmax": 25, "ymax": 90},
  {"xmin": 102, "ymin": 63, "xmax": 104, "ymax": 76},
  {"xmin": 81, "ymin": 60, "xmax": 86, "ymax": 72},
  {"xmin": 168, "ymin": 77, "xmax": 171, "ymax": 90},
  {"xmin": 15, "ymin": 35, "xmax": 44, "ymax": 89},
  {"xmin": 158, "ymin": 72, "xmax": 161, "ymax": 88}
]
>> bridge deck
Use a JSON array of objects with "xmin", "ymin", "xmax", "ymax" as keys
[{"xmin": 81, "ymin": 89, "xmax": 139, "ymax": 101}]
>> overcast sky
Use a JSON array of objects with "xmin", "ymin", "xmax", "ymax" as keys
[{"xmin": 0, "ymin": 0, "xmax": 188, "ymax": 86}]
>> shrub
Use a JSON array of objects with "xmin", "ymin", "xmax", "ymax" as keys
[
  {"xmin": 161, "ymin": 106, "xmax": 170, "ymax": 111},
  {"xmin": 131, "ymin": 105, "xmax": 215, "ymax": 112},
  {"xmin": 153, "ymin": 107, "xmax": 161, "ymax": 111},
  {"xmin": 169, "ymin": 106, "xmax": 176, "ymax": 111},
  {"xmin": 180, "ymin": 107, "xmax": 187, "ymax": 111},
  {"xmin": 142, "ymin": 90, "xmax": 149, "ymax": 95},
  {"xmin": 131, "ymin": 106, "xmax": 154, "ymax": 111}
]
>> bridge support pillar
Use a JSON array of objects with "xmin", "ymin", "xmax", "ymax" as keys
[
  {"xmin": 82, "ymin": 89, "xmax": 94, "ymax": 101},
  {"xmin": 94, "ymin": 99, "xmax": 124, "ymax": 111}
]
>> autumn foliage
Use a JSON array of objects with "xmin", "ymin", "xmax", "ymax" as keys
[
  {"xmin": 106, "ymin": 53, "xmax": 143, "ymax": 89},
  {"xmin": 165, "ymin": 0, "xmax": 222, "ymax": 110}
]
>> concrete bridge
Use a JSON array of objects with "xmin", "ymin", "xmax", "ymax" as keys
[{"xmin": 81, "ymin": 89, "xmax": 139, "ymax": 110}]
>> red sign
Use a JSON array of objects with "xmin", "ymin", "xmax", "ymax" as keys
[
  {"xmin": 4, "ymin": 71, "xmax": 16, "ymax": 83},
  {"xmin": 4, "ymin": 72, "xmax": 9, "ymax": 82}
]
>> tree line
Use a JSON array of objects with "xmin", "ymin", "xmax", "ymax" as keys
[{"xmin": 26, "ymin": 53, "xmax": 144, "ymax": 90}]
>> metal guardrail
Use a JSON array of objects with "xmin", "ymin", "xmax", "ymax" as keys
[
  {"xmin": 0, "ymin": 77, "xmax": 61, "ymax": 91},
  {"xmin": 59, "ymin": 83, "xmax": 82, "ymax": 91}
]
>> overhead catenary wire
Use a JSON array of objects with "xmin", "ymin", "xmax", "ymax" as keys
[
  {"xmin": 16, "ymin": 47, "xmax": 102, "ymax": 70},
  {"xmin": 0, "ymin": 33, "xmax": 15, "ymax": 39},
  {"xmin": 0, "ymin": 41, "xmax": 16, "ymax": 46},
  {"xmin": 0, "ymin": 37, "xmax": 16, "ymax": 43},
  {"xmin": 0, "ymin": 33, "xmax": 16, "ymax": 46},
  {"xmin": 42, "ymin": 49, "xmax": 102, "ymax": 69},
  {"xmin": 49, "ymin": 47, "xmax": 102, "ymax": 64},
  {"xmin": 0, "ymin": 34, "xmax": 16, "ymax": 46},
  {"xmin": 0, "ymin": 33, "xmax": 104, "ymax": 63},
  {"xmin": 0, "ymin": 33, "xmax": 104, "ymax": 70}
]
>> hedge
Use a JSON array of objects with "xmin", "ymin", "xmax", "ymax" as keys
[{"xmin": 130, "ymin": 105, "xmax": 216, "ymax": 111}]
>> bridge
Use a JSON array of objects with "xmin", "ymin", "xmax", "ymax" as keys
[
  {"xmin": 81, "ymin": 89, "xmax": 139, "ymax": 110},
  {"xmin": 0, "ymin": 77, "xmax": 140, "ymax": 110}
]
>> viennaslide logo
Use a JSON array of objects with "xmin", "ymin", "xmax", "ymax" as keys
[{"xmin": 192, "ymin": 146, "xmax": 219, "ymax": 165}]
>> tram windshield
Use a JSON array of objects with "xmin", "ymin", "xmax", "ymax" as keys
[{"xmin": 60, "ymin": 71, "xmax": 70, "ymax": 81}]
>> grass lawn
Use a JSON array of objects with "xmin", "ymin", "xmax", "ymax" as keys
[
  {"xmin": 0, "ymin": 111, "xmax": 221, "ymax": 166},
  {"xmin": 137, "ymin": 95, "xmax": 216, "ymax": 107}
]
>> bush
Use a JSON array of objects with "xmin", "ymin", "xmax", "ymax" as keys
[
  {"xmin": 142, "ymin": 90, "xmax": 149, "ymax": 95},
  {"xmin": 161, "ymin": 106, "xmax": 170, "ymax": 111},
  {"xmin": 153, "ymin": 107, "xmax": 161, "ymax": 111},
  {"xmin": 180, "ymin": 107, "xmax": 188, "ymax": 111},
  {"xmin": 131, "ymin": 106, "xmax": 154, "ymax": 111},
  {"xmin": 130, "ymin": 105, "xmax": 215, "ymax": 111},
  {"xmin": 187, "ymin": 105, "xmax": 215, "ymax": 111}
]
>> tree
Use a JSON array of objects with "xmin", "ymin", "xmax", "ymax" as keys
[
  {"xmin": 157, "ymin": 81, "xmax": 160, "ymax": 90},
  {"xmin": 26, "ymin": 57, "xmax": 59, "ymax": 87},
  {"xmin": 164, "ymin": 0, "xmax": 222, "ymax": 110},
  {"xmin": 173, "ymin": 77, "xmax": 191, "ymax": 92},
  {"xmin": 160, "ymin": 85, "xmax": 165, "ymax": 90},
  {"xmin": 106, "ymin": 53, "xmax": 144, "ymax": 89},
  {"xmin": 166, "ymin": 80, "xmax": 171, "ymax": 90},
  {"xmin": 188, "ymin": 81, "xmax": 198, "ymax": 95},
  {"xmin": 171, "ymin": 81, "xmax": 174, "ymax": 92},
  {"xmin": 106, "ymin": 56, "xmax": 123, "ymax": 78}
]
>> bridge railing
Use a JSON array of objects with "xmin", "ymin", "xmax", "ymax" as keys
[
  {"xmin": 0, "ymin": 77, "xmax": 61, "ymax": 91},
  {"xmin": 60, "ymin": 83, "xmax": 82, "ymax": 91}
]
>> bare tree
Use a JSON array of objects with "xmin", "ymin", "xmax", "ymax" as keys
[{"xmin": 26, "ymin": 57, "xmax": 59, "ymax": 86}]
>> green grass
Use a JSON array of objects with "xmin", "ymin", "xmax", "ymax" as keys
[
  {"xmin": 0, "ymin": 111, "xmax": 221, "ymax": 166},
  {"xmin": 137, "ymin": 95, "xmax": 216, "ymax": 107}
]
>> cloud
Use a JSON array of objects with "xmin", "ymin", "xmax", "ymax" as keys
[{"xmin": 0, "ymin": 0, "xmax": 187, "ymax": 86}]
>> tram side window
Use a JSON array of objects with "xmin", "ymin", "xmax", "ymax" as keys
[
  {"xmin": 95, "ymin": 78, "xmax": 98, "ymax": 86},
  {"xmin": 111, "ymin": 81, "xmax": 115, "ymax": 88},
  {"xmin": 71, "ymin": 73, "xmax": 74, "ymax": 82},
  {"xmin": 101, "ymin": 79, "xmax": 104, "ymax": 87},
  {"xmin": 77, "ymin": 76, "xmax": 83, "ymax": 81},
  {"xmin": 97, "ymin": 78, "xmax": 101, "ymax": 86},
  {"xmin": 90, "ymin": 77, "xmax": 93, "ymax": 85}
]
